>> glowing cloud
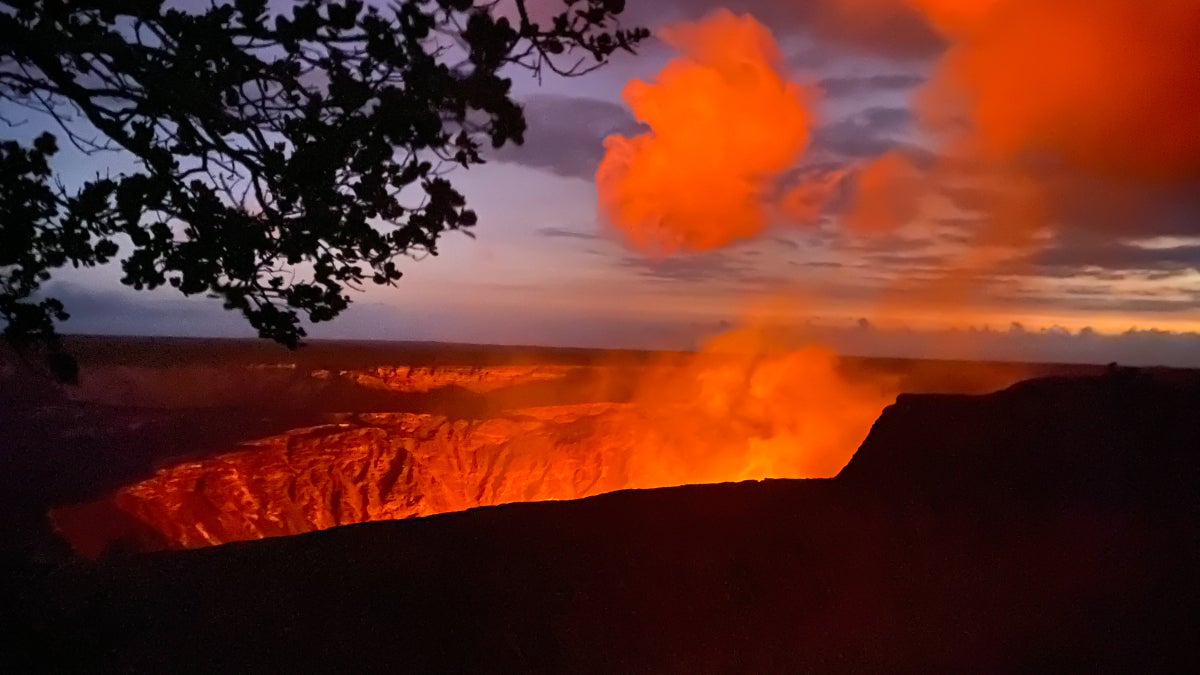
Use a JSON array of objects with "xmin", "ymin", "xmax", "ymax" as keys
[
  {"xmin": 628, "ymin": 324, "xmax": 899, "ymax": 483},
  {"xmin": 913, "ymin": 0, "xmax": 1200, "ymax": 182},
  {"xmin": 596, "ymin": 10, "xmax": 818, "ymax": 254}
]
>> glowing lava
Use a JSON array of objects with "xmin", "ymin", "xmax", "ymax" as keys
[{"xmin": 52, "ymin": 333, "xmax": 899, "ymax": 556}]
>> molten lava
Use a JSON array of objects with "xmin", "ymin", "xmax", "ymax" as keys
[
  {"xmin": 52, "ymin": 333, "xmax": 900, "ymax": 556},
  {"xmin": 328, "ymin": 365, "xmax": 572, "ymax": 394},
  {"xmin": 54, "ymin": 404, "xmax": 638, "ymax": 555}
]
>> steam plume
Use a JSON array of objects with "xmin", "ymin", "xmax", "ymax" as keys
[
  {"xmin": 589, "ymin": 1, "xmax": 1200, "ymax": 479},
  {"xmin": 596, "ymin": 10, "xmax": 819, "ymax": 254},
  {"xmin": 870, "ymin": 0, "xmax": 1200, "ymax": 246},
  {"xmin": 911, "ymin": 0, "xmax": 1200, "ymax": 182}
]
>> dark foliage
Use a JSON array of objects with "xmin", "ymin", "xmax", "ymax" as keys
[{"xmin": 0, "ymin": 0, "xmax": 647, "ymax": 375}]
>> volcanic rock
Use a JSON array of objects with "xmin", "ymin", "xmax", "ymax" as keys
[
  {"xmin": 51, "ymin": 404, "xmax": 644, "ymax": 556},
  {"xmin": 19, "ymin": 372, "xmax": 1200, "ymax": 672}
]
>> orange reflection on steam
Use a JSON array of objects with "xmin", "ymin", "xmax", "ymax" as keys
[
  {"xmin": 597, "ymin": 10, "xmax": 818, "ymax": 254},
  {"xmin": 916, "ymin": 0, "xmax": 1200, "ymax": 181},
  {"xmin": 902, "ymin": 0, "xmax": 1000, "ymax": 36},
  {"xmin": 627, "ymin": 325, "xmax": 898, "ymax": 485}
]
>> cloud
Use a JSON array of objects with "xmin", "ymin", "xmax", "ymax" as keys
[
  {"xmin": 1074, "ymin": 298, "xmax": 1200, "ymax": 315},
  {"xmin": 914, "ymin": 0, "xmax": 1200, "ymax": 182},
  {"xmin": 490, "ymin": 95, "xmax": 644, "ymax": 180},
  {"xmin": 618, "ymin": 250, "xmax": 786, "ymax": 289},
  {"xmin": 534, "ymin": 227, "xmax": 600, "ymax": 241},
  {"xmin": 811, "ymin": 106, "xmax": 913, "ymax": 159},
  {"xmin": 819, "ymin": 321, "xmax": 1200, "ymax": 367},
  {"xmin": 597, "ymin": 10, "xmax": 820, "ymax": 254},
  {"xmin": 817, "ymin": 73, "xmax": 926, "ymax": 98},
  {"xmin": 865, "ymin": 253, "xmax": 952, "ymax": 269},
  {"xmin": 40, "ymin": 283, "xmax": 253, "ymax": 338},
  {"xmin": 1052, "ymin": 183, "xmax": 1200, "ymax": 240},
  {"xmin": 936, "ymin": 173, "xmax": 1200, "ymax": 243},
  {"xmin": 841, "ymin": 0, "xmax": 1200, "ymax": 252},
  {"xmin": 1031, "ymin": 243, "xmax": 1200, "ymax": 274},
  {"xmin": 619, "ymin": 0, "xmax": 944, "ymax": 59}
]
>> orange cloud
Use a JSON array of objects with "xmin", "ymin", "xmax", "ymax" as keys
[
  {"xmin": 779, "ymin": 166, "xmax": 849, "ymax": 225},
  {"xmin": 596, "ymin": 10, "xmax": 818, "ymax": 254},
  {"xmin": 916, "ymin": 0, "xmax": 1200, "ymax": 183},
  {"xmin": 842, "ymin": 151, "xmax": 924, "ymax": 232},
  {"xmin": 829, "ymin": 0, "xmax": 1200, "ymax": 264},
  {"xmin": 628, "ymin": 324, "xmax": 898, "ymax": 483}
]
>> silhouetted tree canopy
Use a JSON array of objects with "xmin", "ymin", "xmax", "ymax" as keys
[{"xmin": 0, "ymin": 0, "xmax": 646, "ymax": 380}]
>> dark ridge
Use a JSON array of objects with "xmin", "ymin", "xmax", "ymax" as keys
[
  {"xmin": 840, "ymin": 371, "xmax": 1200, "ymax": 509},
  {"xmin": 9, "ymin": 371, "xmax": 1199, "ymax": 672}
]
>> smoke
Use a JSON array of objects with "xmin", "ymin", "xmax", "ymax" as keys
[
  {"xmin": 589, "ymin": 1, "xmax": 1200, "ymax": 478},
  {"xmin": 602, "ymin": 0, "xmax": 1200, "ymax": 253},
  {"xmin": 778, "ymin": 164, "xmax": 849, "ymax": 226},
  {"xmin": 841, "ymin": 151, "xmax": 924, "ymax": 232},
  {"xmin": 596, "ymin": 10, "xmax": 820, "ymax": 254},
  {"xmin": 914, "ymin": 0, "xmax": 1200, "ymax": 182},
  {"xmin": 627, "ymin": 324, "xmax": 899, "ymax": 483},
  {"xmin": 593, "ymin": 12, "xmax": 921, "ymax": 480},
  {"xmin": 881, "ymin": 0, "xmax": 1200, "ymax": 248}
]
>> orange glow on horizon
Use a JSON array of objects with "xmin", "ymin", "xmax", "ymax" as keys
[{"xmin": 54, "ymin": 339, "xmax": 918, "ymax": 555}]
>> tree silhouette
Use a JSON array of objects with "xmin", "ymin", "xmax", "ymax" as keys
[{"xmin": 0, "ymin": 0, "xmax": 646, "ymax": 379}]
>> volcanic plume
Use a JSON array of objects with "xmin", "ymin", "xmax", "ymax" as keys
[
  {"xmin": 910, "ymin": 0, "xmax": 1200, "ymax": 181},
  {"xmin": 865, "ymin": 0, "xmax": 1200, "ymax": 243},
  {"xmin": 602, "ymin": 0, "xmax": 1200, "ymax": 254},
  {"xmin": 626, "ymin": 326, "xmax": 896, "ymax": 484},
  {"xmin": 593, "ymin": 11, "xmax": 917, "ymax": 496},
  {"xmin": 596, "ymin": 10, "xmax": 821, "ymax": 253}
]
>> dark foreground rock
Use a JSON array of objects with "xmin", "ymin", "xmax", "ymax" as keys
[{"xmin": 9, "ymin": 371, "xmax": 1200, "ymax": 673}]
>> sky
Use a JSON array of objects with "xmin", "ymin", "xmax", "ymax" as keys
[{"xmin": 8, "ymin": 0, "xmax": 1200, "ymax": 366}]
